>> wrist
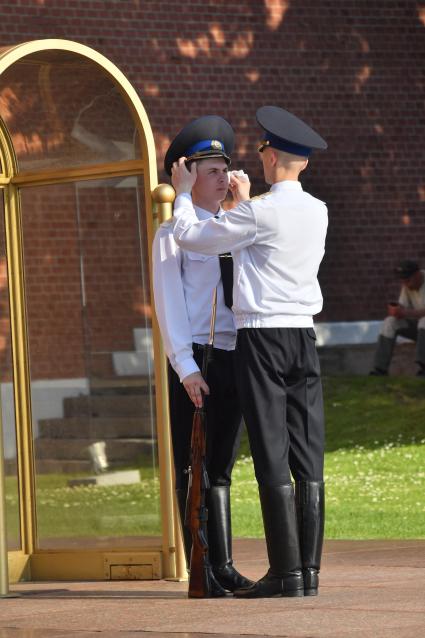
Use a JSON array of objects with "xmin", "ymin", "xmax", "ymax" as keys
[{"xmin": 175, "ymin": 187, "xmax": 192, "ymax": 196}]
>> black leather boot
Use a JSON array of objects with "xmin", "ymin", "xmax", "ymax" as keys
[
  {"xmin": 207, "ymin": 485, "xmax": 254, "ymax": 591},
  {"xmin": 295, "ymin": 481, "xmax": 325, "ymax": 596},
  {"xmin": 175, "ymin": 488, "xmax": 227, "ymax": 597},
  {"xmin": 234, "ymin": 484, "xmax": 303, "ymax": 598}
]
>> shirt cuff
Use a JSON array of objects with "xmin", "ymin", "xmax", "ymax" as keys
[
  {"xmin": 176, "ymin": 356, "xmax": 200, "ymax": 383},
  {"xmin": 175, "ymin": 192, "xmax": 193, "ymax": 204}
]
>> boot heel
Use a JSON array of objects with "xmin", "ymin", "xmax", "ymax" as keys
[{"xmin": 295, "ymin": 482, "xmax": 324, "ymax": 602}]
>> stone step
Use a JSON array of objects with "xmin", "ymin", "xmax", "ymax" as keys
[
  {"xmin": 67, "ymin": 469, "xmax": 141, "ymax": 488},
  {"xmin": 63, "ymin": 394, "xmax": 154, "ymax": 418},
  {"xmin": 318, "ymin": 341, "xmax": 416, "ymax": 375},
  {"xmin": 112, "ymin": 351, "xmax": 154, "ymax": 377},
  {"xmin": 34, "ymin": 459, "xmax": 128, "ymax": 474},
  {"xmin": 133, "ymin": 327, "xmax": 153, "ymax": 352},
  {"xmin": 35, "ymin": 437, "xmax": 156, "ymax": 461},
  {"xmin": 89, "ymin": 376, "xmax": 154, "ymax": 395},
  {"xmin": 38, "ymin": 417, "xmax": 155, "ymax": 439},
  {"xmin": 111, "ymin": 328, "xmax": 154, "ymax": 376}
]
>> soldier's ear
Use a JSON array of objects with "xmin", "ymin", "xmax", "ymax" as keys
[
  {"xmin": 270, "ymin": 149, "xmax": 279, "ymax": 167},
  {"xmin": 300, "ymin": 158, "xmax": 309, "ymax": 173}
]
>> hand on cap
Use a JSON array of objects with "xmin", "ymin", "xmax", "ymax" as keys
[
  {"xmin": 171, "ymin": 157, "xmax": 197, "ymax": 195},
  {"xmin": 229, "ymin": 170, "xmax": 251, "ymax": 204},
  {"xmin": 182, "ymin": 371, "xmax": 210, "ymax": 408}
]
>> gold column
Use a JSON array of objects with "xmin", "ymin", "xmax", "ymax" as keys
[
  {"xmin": 0, "ymin": 403, "xmax": 10, "ymax": 595},
  {"xmin": 151, "ymin": 185, "xmax": 186, "ymax": 581},
  {"xmin": 0, "ymin": 392, "xmax": 19, "ymax": 597},
  {"xmin": 3, "ymin": 185, "xmax": 37, "ymax": 557}
]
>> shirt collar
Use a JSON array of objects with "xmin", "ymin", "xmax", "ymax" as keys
[
  {"xmin": 194, "ymin": 204, "xmax": 223, "ymax": 220},
  {"xmin": 270, "ymin": 180, "xmax": 303, "ymax": 193}
]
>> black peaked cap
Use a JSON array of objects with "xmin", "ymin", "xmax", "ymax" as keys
[
  {"xmin": 394, "ymin": 259, "xmax": 420, "ymax": 279},
  {"xmin": 164, "ymin": 115, "xmax": 234, "ymax": 176},
  {"xmin": 256, "ymin": 105, "xmax": 327, "ymax": 154}
]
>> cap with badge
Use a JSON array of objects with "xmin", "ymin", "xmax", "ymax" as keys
[
  {"xmin": 394, "ymin": 259, "xmax": 420, "ymax": 279},
  {"xmin": 256, "ymin": 105, "xmax": 327, "ymax": 157},
  {"xmin": 164, "ymin": 115, "xmax": 234, "ymax": 176}
]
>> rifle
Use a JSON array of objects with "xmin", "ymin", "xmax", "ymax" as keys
[{"xmin": 185, "ymin": 288, "xmax": 222, "ymax": 598}]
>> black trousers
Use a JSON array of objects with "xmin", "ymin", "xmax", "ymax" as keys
[
  {"xmin": 168, "ymin": 344, "xmax": 242, "ymax": 490},
  {"xmin": 234, "ymin": 328, "xmax": 325, "ymax": 486}
]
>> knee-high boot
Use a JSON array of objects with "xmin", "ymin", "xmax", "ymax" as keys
[
  {"xmin": 234, "ymin": 484, "xmax": 303, "ymax": 598},
  {"xmin": 295, "ymin": 481, "xmax": 325, "ymax": 596},
  {"xmin": 207, "ymin": 485, "xmax": 254, "ymax": 591}
]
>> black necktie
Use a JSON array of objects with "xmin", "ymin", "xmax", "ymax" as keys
[{"xmin": 219, "ymin": 253, "xmax": 233, "ymax": 309}]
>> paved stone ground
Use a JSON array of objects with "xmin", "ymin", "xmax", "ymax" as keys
[{"xmin": 1, "ymin": 539, "xmax": 424, "ymax": 638}]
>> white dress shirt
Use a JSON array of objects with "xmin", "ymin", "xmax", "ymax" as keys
[
  {"xmin": 152, "ymin": 205, "xmax": 236, "ymax": 382},
  {"xmin": 172, "ymin": 180, "xmax": 328, "ymax": 329}
]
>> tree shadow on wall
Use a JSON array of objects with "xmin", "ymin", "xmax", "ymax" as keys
[
  {"xmin": 134, "ymin": 0, "xmax": 425, "ymax": 321},
  {"xmin": 0, "ymin": 0, "xmax": 424, "ymax": 321}
]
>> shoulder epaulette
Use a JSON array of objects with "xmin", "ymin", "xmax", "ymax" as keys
[{"xmin": 250, "ymin": 192, "xmax": 271, "ymax": 202}]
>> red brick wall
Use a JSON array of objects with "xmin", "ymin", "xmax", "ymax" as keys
[
  {"xmin": 20, "ymin": 185, "xmax": 86, "ymax": 380},
  {"xmin": 17, "ymin": 181, "xmax": 150, "ymax": 381},
  {"xmin": 0, "ymin": 0, "xmax": 424, "ymax": 336}
]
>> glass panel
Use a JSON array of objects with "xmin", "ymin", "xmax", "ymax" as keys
[
  {"xmin": 20, "ymin": 176, "xmax": 159, "ymax": 550},
  {"xmin": 0, "ymin": 190, "xmax": 21, "ymax": 550},
  {"xmin": 0, "ymin": 50, "xmax": 141, "ymax": 172}
]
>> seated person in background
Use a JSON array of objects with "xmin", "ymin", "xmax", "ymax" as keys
[{"xmin": 370, "ymin": 259, "xmax": 425, "ymax": 377}]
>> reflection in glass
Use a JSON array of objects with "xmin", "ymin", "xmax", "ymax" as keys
[
  {"xmin": 0, "ymin": 50, "xmax": 141, "ymax": 172},
  {"xmin": 0, "ymin": 191, "xmax": 21, "ymax": 550},
  {"xmin": 20, "ymin": 176, "xmax": 159, "ymax": 549}
]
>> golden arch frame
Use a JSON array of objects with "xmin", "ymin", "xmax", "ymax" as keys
[{"xmin": 0, "ymin": 39, "xmax": 183, "ymax": 588}]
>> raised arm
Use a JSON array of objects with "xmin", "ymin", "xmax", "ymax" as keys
[{"xmin": 171, "ymin": 157, "xmax": 256, "ymax": 255}]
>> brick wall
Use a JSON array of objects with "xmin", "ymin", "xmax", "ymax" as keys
[
  {"xmin": 16, "ymin": 180, "xmax": 150, "ymax": 381},
  {"xmin": 0, "ymin": 0, "xmax": 424, "ymax": 357}
]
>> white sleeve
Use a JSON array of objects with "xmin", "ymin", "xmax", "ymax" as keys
[
  {"xmin": 172, "ymin": 193, "xmax": 257, "ymax": 254},
  {"xmin": 152, "ymin": 226, "xmax": 200, "ymax": 382}
]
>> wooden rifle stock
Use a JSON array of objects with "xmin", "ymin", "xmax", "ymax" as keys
[
  {"xmin": 185, "ymin": 406, "xmax": 211, "ymax": 597},
  {"xmin": 185, "ymin": 289, "xmax": 217, "ymax": 598}
]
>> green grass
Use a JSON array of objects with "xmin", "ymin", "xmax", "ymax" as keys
[
  {"xmin": 35, "ymin": 477, "xmax": 161, "ymax": 539},
  {"xmin": 4, "ymin": 376, "xmax": 425, "ymax": 541},
  {"xmin": 232, "ymin": 376, "xmax": 425, "ymax": 539},
  {"xmin": 5, "ymin": 467, "xmax": 162, "ymax": 543}
]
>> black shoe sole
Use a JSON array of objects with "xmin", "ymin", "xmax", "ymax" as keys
[{"xmin": 234, "ymin": 588, "xmax": 304, "ymax": 599}]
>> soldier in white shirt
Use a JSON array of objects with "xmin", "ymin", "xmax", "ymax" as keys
[
  {"xmin": 171, "ymin": 106, "xmax": 328, "ymax": 598},
  {"xmin": 152, "ymin": 116, "xmax": 253, "ymax": 595},
  {"xmin": 370, "ymin": 259, "xmax": 425, "ymax": 376}
]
